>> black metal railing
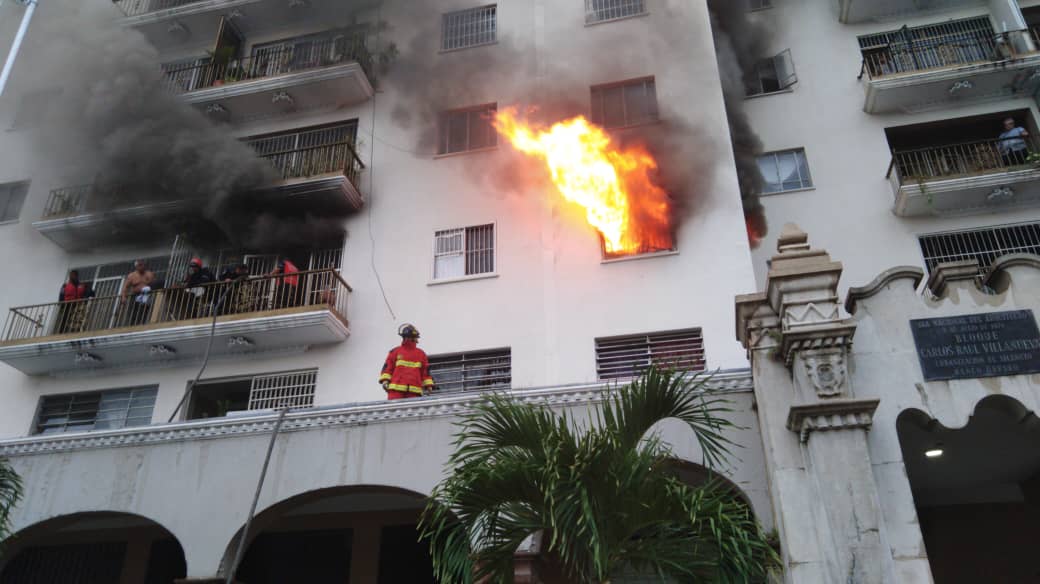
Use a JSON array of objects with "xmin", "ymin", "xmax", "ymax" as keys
[
  {"xmin": 887, "ymin": 135, "xmax": 1040, "ymax": 184},
  {"xmin": 860, "ymin": 29, "xmax": 1037, "ymax": 80},
  {"xmin": 1, "ymin": 269, "xmax": 351, "ymax": 343},
  {"xmin": 115, "ymin": 0, "xmax": 201, "ymax": 17},
  {"xmin": 162, "ymin": 34, "xmax": 372, "ymax": 93},
  {"xmin": 246, "ymin": 124, "xmax": 364, "ymax": 187}
]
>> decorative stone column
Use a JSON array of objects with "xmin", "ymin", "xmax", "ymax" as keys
[{"xmin": 736, "ymin": 225, "xmax": 886, "ymax": 584}]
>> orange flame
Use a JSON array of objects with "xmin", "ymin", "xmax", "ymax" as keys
[{"xmin": 493, "ymin": 107, "xmax": 673, "ymax": 256}]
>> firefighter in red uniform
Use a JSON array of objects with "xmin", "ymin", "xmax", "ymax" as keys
[{"xmin": 379, "ymin": 323, "xmax": 434, "ymax": 400}]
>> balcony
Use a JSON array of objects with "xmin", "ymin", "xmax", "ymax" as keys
[
  {"xmin": 0, "ymin": 269, "xmax": 351, "ymax": 376},
  {"xmin": 162, "ymin": 34, "xmax": 374, "ymax": 123},
  {"xmin": 886, "ymin": 136, "xmax": 1040, "ymax": 217},
  {"xmin": 858, "ymin": 24, "xmax": 1040, "ymax": 113},
  {"xmin": 33, "ymin": 124, "xmax": 364, "ymax": 251},
  {"xmin": 114, "ymin": 0, "xmax": 347, "ymax": 51},
  {"xmin": 836, "ymin": 0, "xmax": 983, "ymax": 24}
]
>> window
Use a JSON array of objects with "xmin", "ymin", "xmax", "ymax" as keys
[
  {"xmin": 433, "ymin": 223, "xmax": 495, "ymax": 280},
  {"xmin": 187, "ymin": 369, "xmax": 318, "ymax": 419},
  {"xmin": 35, "ymin": 386, "xmax": 158, "ymax": 435},
  {"xmin": 442, "ymin": 5, "xmax": 497, "ymax": 51},
  {"xmin": 438, "ymin": 104, "xmax": 497, "ymax": 155},
  {"xmin": 756, "ymin": 148, "xmax": 813, "ymax": 194},
  {"xmin": 585, "ymin": 0, "xmax": 646, "ymax": 24},
  {"xmin": 595, "ymin": 328, "xmax": 705, "ymax": 380},
  {"xmin": 919, "ymin": 222, "xmax": 1040, "ymax": 275},
  {"xmin": 0, "ymin": 180, "xmax": 28, "ymax": 223},
  {"xmin": 748, "ymin": 0, "xmax": 772, "ymax": 10},
  {"xmin": 590, "ymin": 77, "xmax": 658, "ymax": 129},
  {"xmin": 746, "ymin": 49, "xmax": 796, "ymax": 96},
  {"xmin": 429, "ymin": 349, "xmax": 511, "ymax": 393}
]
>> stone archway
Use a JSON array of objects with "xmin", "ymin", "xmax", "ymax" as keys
[
  {"xmin": 0, "ymin": 511, "xmax": 186, "ymax": 584},
  {"xmin": 897, "ymin": 395, "xmax": 1040, "ymax": 584},
  {"xmin": 219, "ymin": 485, "xmax": 432, "ymax": 584}
]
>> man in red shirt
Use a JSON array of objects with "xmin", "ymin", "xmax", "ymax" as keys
[{"xmin": 379, "ymin": 324, "xmax": 434, "ymax": 400}]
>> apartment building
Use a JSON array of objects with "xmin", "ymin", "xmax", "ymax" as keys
[
  {"xmin": 0, "ymin": 0, "xmax": 767, "ymax": 582},
  {"xmin": 0, "ymin": 0, "xmax": 1038, "ymax": 582}
]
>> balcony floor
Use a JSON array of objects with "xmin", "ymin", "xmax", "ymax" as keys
[
  {"xmin": 893, "ymin": 166, "xmax": 1040, "ymax": 217},
  {"xmin": 0, "ymin": 305, "xmax": 349, "ymax": 376}
]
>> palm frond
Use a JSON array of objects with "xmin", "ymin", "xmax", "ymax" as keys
[{"xmin": 0, "ymin": 457, "xmax": 24, "ymax": 553}]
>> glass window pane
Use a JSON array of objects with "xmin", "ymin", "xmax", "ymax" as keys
[
  {"xmin": 796, "ymin": 150, "xmax": 813, "ymax": 188},
  {"xmin": 757, "ymin": 155, "xmax": 781, "ymax": 193},
  {"xmin": 601, "ymin": 86, "xmax": 626, "ymax": 128}
]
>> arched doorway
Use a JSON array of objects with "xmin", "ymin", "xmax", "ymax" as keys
[
  {"xmin": 223, "ymin": 486, "xmax": 434, "ymax": 584},
  {"xmin": 897, "ymin": 396, "xmax": 1040, "ymax": 583},
  {"xmin": 0, "ymin": 512, "xmax": 186, "ymax": 584}
]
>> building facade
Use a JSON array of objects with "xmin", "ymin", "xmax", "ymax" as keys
[{"xmin": 0, "ymin": 0, "xmax": 1037, "ymax": 582}]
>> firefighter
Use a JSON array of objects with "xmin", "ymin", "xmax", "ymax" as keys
[
  {"xmin": 271, "ymin": 259, "xmax": 301, "ymax": 308},
  {"xmin": 379, "ymin": 323, "xmax": 434, "ymax": 400}
]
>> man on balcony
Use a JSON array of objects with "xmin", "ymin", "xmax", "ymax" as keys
[
  {"xmin": 998, "ymin": 117, "xmax": 1031, "ymax": 167},
  {"xmin": 120, "ymin": 260, "xmax": 155, "ymax": 327},
  {"xmin": 56, "ymin": 270, "xmax": 89, "ymax": 334},
  {"xmin": 271, "ymin": 259, "xmax": 301, "ymax": 309}
]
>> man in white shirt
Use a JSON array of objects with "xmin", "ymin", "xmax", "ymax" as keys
[{"xmin": 998, "ymin": 117, "xmax": 1030, "ymax": 167}]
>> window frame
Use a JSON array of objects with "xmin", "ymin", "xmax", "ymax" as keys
[
  {"xmin": 594, "ymin": 328, "xmax": 706, "ymax": 381},
  {"xmin": 589, "ymin": 76, "xmax": 659, "ymax": 130},
  {"xmin": 441, "ymin": 4, "xmax": 498, "ymax": 52},
  {"xmin": 756, "ymin": 147, "xmax": 814, "ymax": 195},
  {"xmin": 185, "ymin": 368, "xmax": 319, "ymax": 420},
  {"xmin": 0, "ymin": 180, "xmax": 30, "ymax": 224},
  {"xmin": 431, "ymin": 222, "xmax": 498, "ymax": 283},
  {"xmin": 745, "ymin": 49, "xmax": 797, "ymax": 97},
  {"xmin": 428, "ymin": 348, "xmax": 512, "ymax": 393},
  {"xmin": 917, "ymin": 221, "xmax": 1040, "ymax": 276},
  {"xmin": 584, "ymin": 0, "xmax": 648, "ymax": 25},
  {"xmin": 33, "ymin": 385, "xmax": 159, "ymax": 435},
  {"xmin": 437, "ymin": 103, "xmax": 498, "ymax": 156}
]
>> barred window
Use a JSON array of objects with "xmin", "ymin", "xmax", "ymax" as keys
[
  {"xmin": 439, "ymin": 104, "xmax": 497, "ymax": 155},
  {"xmin": 919, "ymin": 222, "xmax": 1040, "ymax": 275},
  {"xmin": 188, "ymin": 369, "xmax": 318, "ymax": 419},
  {"xmin": 35, "ymin": 386, "xmax": 158, "ymax": 435},
  {"xmin": 429, "ymin": 349, "xmax": 511, "ymax": 393},
  {"xmin": 433, "ymin": 224, "xmax": 495, "ymax": 280},
  {"xmin": 442, "ymin": 5, "xmax": 497, "ymax": 51},
  {"xmin": 590, "ymin": 77, "xmax": 658, "ymax": 129},
  {"xmin": 0, "ymin": 180, "xmax": 29, "ymax": 223},
  {"xmin": 746, "ymin": 50, "xmax": 797, "ymax": 96},
  {"xmin": 756, "ymin": 148, "xmax": 813, "ymax": 194},
  {"xmin": 595, "ymin": 328, "xmax": 705, "ymax": 380},
  {"xmin": 585, "ymin": 0, "xmax": 646, "ymax": 24}
]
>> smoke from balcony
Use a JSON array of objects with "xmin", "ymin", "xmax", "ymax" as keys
[{"xmin": 21, "ymin": 7, "xmax": 344, "ymax": 250}]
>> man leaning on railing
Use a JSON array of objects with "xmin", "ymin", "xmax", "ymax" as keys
[{"xmin": 998, "ymin": 117, "xmax": 1031, "ymax": 167}]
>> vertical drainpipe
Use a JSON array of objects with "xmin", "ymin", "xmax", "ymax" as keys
[{"xmin": 0, "ymin": 0, "xmax": 37, "ymax": 98}]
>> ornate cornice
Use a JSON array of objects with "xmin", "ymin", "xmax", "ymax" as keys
[
  {"xmin": 845, "ymin": 266, "xmax": 924, "ymax": 314},
  {"xmin": 786, "ymin": 398, "xmax": 880, "ymax": 443},
  {"xmin": 779, "ymin": 322, "xmax": 857, "ymax": 366},
  {"xmin": 0, "ymin": 371, "xmax": 753, "ymax": 457}
]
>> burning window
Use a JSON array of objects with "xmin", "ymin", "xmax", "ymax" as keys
[
  {"xmin": 585, "ymin": 0, "xmax": 646, "ymax": 24},
  {"xmin": 0, "ymin": 180, "xmax": 29, "ymax": 223},
  {"xmin": 595, "ymin": 329, "xmax": 705, "ymax": 380},
  {"xmin": 439, "ymin": 104, "xmax": 497, "ymax": 155},
  {"xmin": 429, "ymin": 349, "xmax": 511, "ymax": 393},
  {"xmin": 590, "ymin": 77, "xmax": 658, "ymax": 129},
  {"xmin": 918, "ymin": 221, "xmax": 1040, "ymax": 276},
  {"xmin": 433, "ymin": 224, "xmax": 495, "ymax": 280},
  {"xmin": 756, "ymin": 148, "xmax": 813, "ymax": 194},
  {"xmin": 746, "ymin": 50, "xmax": 797, "ymax": 96},
  {"xmin": 187, "ymin": 369, "xmax": 318, "ymax": 419},
  {"xmin": 441, "ymin": 5, "xmax": 497, "ymax": 51},
  {"xmin": 35, "ymin": 386, "xmax": 158, "ymax": 434}
]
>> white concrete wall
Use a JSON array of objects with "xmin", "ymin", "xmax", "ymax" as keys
[
  {"xmin": 746, "ymin": 0, "xmax": 1040, "ymax": 294},
  {"xmin": 0, "ymin": 0, "xmax": 758, "ymax": 440}
]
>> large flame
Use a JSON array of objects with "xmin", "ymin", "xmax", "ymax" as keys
[{"xmin": 493, "ymin": 107, "xmax": 673, "ymax": 256}]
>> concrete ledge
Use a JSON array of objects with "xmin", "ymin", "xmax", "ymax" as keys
[
  {"xmin": 845, "ymin": 266, "xmax": 924, "ymax": 314},
  {"xmin": 786, "ymin": 398, "xmax": 881, "ymax": 443},
  {"xmin": 925, "ymin": 259, "xmax": 983, "ymax": 297}
]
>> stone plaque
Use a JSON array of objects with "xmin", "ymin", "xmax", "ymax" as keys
[{"xmin": 910, "ymin": 310, "xmax": 1040, "ymax": 381}]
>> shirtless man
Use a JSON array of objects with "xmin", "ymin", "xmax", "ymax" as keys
[{"xmin": 120, "ymin": 260, "xmax": 156, "ymax": 325}]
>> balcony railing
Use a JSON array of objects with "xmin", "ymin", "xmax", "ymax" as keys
[
  {"xmin": 886, "ymin": 136, "xmax": 1040, "ymax": 185},
  {"xmin": 162, "ymin": 35, "xmax": 372, "ymax": 94},
  {"xmin": 114, "ymin": 0, "xmax": 201, "ymax": 17},
  {"xmin": 860, "ymin": 29, "xmax": 1037, "ymax": 80},
  {"xmin": 1, "ymin": 269, "xmax": 351, "ymax": 344},
  {"xmin": 246, "ymin": 124, "xmax": 364, "ymax": 187}
]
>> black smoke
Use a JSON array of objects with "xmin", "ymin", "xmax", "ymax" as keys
[{"xmin": 706, "ymin": 0, "xmax": 773, "ymax": 247}]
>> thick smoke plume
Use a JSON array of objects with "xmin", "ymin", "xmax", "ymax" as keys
[
  {"xmin": 22, "ymin": 5, "xmax": 345, "ymax": 252},
  {"xmin": 706, "ymin": 0, "xmax": 773, "ymax": 247}
]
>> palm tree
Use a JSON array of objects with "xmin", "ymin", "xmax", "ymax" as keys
[
  {"xmin": 421, "ymin": 366, "xmax": 779, "ymax": 584},
  {"xmin": 0, "ymin": 457, "xmax": 23, "ymax": 554}
]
